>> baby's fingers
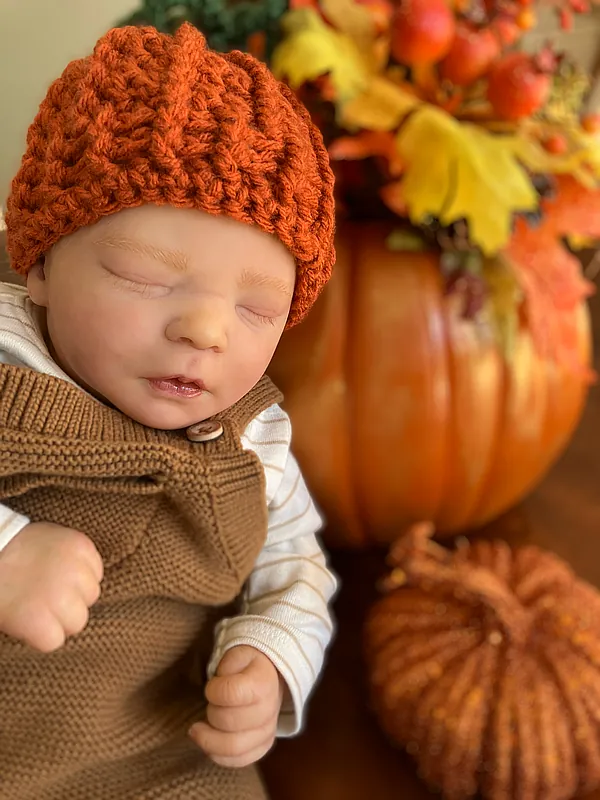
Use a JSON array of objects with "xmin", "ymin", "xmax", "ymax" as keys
[
  {"xmin": 189, "ymin": 720, "xmax": 274, "ymax": 767},
  {"xmin": 209, "ymin": 740, "xmax": 275, "ymax": 769},
  {"xmin": 205, "ymin": 672, "xmax": 257, "ymax": 708},
  {"xmin": 207, "ymin": 699, "xmax": 277, "ymax": 733}
]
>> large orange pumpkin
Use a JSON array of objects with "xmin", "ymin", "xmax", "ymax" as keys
[{"xmin": 268, "ymin": 222, "xmax": 592, "ymax": 547}]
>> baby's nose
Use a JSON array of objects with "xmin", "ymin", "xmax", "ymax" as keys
[{"xmin": 165, "ymin": 304, "xmax": 228, "ymax": 352}]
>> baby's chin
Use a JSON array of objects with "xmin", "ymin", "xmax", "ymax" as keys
[
  {"xmin": 126, "ymin": 402, "xmax": 212, "ymax": 431},
  {"xmin": 64, "ymin": 367, "xmax": 216, "ymax": 430},
  {"xmin": 104, "ymin": 392, "xmax": 214, "ymax": 431}
]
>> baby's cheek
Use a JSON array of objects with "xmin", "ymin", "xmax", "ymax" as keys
[
  {"xmin": 65, "ymin": 308, "xmax": 127, "ymax": 377},
  {"xmin": 94, "ymin": 300, "xmax": 154, "ymax": 354},
  {"xmin": 230, "ymin": 343, "xmax": 271, "ymax": 393}
]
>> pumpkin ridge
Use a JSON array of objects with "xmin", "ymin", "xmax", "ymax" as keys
[
  {"xmin": 470, "ymin": 342, "xmax": 509, "ymax": 526},
  {"xmin": 430, "ymin": 272, "xmax": 456, "ymax": 525},
  {"xmin": 345, "ymin": 225, "xmax": 370, "ymax": 546}
]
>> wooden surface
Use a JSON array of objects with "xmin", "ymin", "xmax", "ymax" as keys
[{"xmin": 262, "ymin": 286, "xmax": 600, "ymax": 800}]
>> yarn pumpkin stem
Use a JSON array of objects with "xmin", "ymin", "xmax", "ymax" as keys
[{"xmin": 384, "ymin": 522, "xmax": 533, "ymax": 647}]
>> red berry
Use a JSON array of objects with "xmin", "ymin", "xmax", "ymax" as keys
[
  {"xmin": 570, "ymin": 0, "xmax": 590, "ymax": 13},
  {"xmin": 582, "ymin": 113, "xmax": 600, "ymax": 134},
  {"xmin": 439, "ymin": 24, "xmax": 500, "ymax": 86},
  {"xmin": 491, "ymin": 15, "xmax": 523, "ymax": 46},
  {"xmin": 487, "ymin": 52, "xmax": 552, "ymax": 121},
  {"xmin": 515, "ymin": 8, "xmax": 537, "ymax": 29},
  {"xmin": 559, "ymin": 8, "xmax": 573, "ymax": 28},
  {"xmin": 542, "ymin": 133, "xmax": 568, "ymax": 154},
  {"xmin": 391, "ymin": 0, "xmax": 456, "ymax": 66}
]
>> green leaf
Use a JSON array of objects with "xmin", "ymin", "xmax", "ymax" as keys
[{"xmin": 386, "ymin": 228, "xmax": 427, "ymax": 252}]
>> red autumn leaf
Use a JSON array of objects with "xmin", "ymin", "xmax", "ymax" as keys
[
  {"xmin": 504, "ymin": 175, "xmax": 597, "ymax": 377},
  {"xmin": 329, "ymin": 131, "xmax": 404, "ymax": 175}
]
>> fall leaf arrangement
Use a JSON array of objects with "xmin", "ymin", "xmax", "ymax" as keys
[{"xmin": 270, "ymin": 0, "xmax": 600, "ymax": 373}]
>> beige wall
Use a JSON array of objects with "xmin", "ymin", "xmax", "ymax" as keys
[
  {"xmin": 522, "ymin": 6, "xmax": 600, "ymax": 73},
  {"xmin": 0, "ymin": 0, "xmax": 138, "ymax": 204},
  {"xmin": 522, "ymin": 7, "xmax": 600, "ymax": 112}
]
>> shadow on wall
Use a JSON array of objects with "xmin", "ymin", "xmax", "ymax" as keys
[{"xmin": 0, "ymin": 230, "xmax": 24, "ymax": 286}]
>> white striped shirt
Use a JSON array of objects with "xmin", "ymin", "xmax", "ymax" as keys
[{"xmin": 0, "ymin": 282, "xmax": 337, "ymax": 736}]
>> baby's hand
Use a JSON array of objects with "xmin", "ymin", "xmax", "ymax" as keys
[
  {"xmin": 190, "ymin": 645, "xmax": 284, "ymax": 768},
  {"xmin": 0, "ymin": 522, "xmax": 103, "ymax": 652}
]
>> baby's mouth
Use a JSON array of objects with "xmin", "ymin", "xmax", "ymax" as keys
[{"xmin": 147, "ymin": 376, "xmax": 206, "ymax": 399}]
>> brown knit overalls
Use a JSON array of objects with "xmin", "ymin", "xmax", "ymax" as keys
[{"xmin": 0, "ymin": 364, "xmax": 282, "ymax": 800}]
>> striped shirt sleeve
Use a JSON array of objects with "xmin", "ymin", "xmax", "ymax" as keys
[
  {"xmin": 0, "ymin": 505, "xmax": 30, "ymax": 551},
  {"xmin": 0, "ymin": 302, "xmax": 54, "ymax": 555},
  {"xmin": 207, "ymin": 404, "xmax": 338, "ymax": 736}
]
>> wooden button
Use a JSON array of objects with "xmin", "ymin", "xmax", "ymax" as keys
[{"xmin": 186, "ymin": 420, "xmax": 223, "ymax": 443}]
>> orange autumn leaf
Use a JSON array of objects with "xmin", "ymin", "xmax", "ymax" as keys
[
  {"xmin": 289, "ymin": 0, "xmax": 319, "ymax": 8},
  {"xmin": 353, "ymin": 0, "xmax": 394, "ymax": 33},
  {"xmin": 329, "ymin": 131, "xmax": 404, "ymax": 175},
  {"xmin": 247, "ymin": 32, "xmax": 266, "ymax": 60},
  {"xmin": 538, "ymin": 174, "xmax": 600, "ymax": 241},
  {"xmin": 410, "ymin": 62, "xmax": 439, "ymax": 100},
  {"xmin": 437, "ymin": 91, "xmax": 464, "ymax": 116},
  {"xmin": 504, "ymin": 175, "xmax": 597, "ymax": 376},
  {"xmin": 299, "ymin": 0, "xmax": 393, "ymax": 32},
  {"xmin": 380, "ymin": 180, "xmax": 408, "ymax": 215},
  {"xmin": 314, "ymin": 74, "xmax": 337, "ymax": 101}
]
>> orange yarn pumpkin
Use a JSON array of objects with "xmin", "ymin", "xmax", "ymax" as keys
[{"xmin": 364, "ymin": 523, "xmax": 600, "ymax": 800}]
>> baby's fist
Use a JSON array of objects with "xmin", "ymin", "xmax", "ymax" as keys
[
  {"xmin": 190, "ymin": 645, "xmax": 284, "ymax": 767},
  {"xmin": 0, "ymin": 522, "xmax": 103, "ymax": 652}
]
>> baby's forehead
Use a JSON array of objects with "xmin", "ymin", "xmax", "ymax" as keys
[
  {"xmin": 55, "ymin": 205, "xmax": 296, "ymax": 284},
  {"xmin": 87, "ymin": 206, "xmax": 293, "ymax": 253}
]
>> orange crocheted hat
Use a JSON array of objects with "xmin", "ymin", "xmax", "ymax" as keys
[{"xmin": 5, "ymin": 23, "xmax": 335, "ymax": 326}]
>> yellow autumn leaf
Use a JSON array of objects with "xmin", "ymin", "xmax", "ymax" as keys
[
  {"xmin": 580, "ymin": 134, "xmax": 600, "ymax": 180},
  {"xmin": 396, "ymin": 106, "xmax": 538, "ymax": 254},
  {"xmin": 511, "ymin": 137, "xmax": 590, "ymax": 179},
  {"xmin": 340, "ymin": 75, "xmax": 420, "ymax": 131},
  {"xmin": 510, "ymin": 122, "xmax": 600, "ymax": 186},
  {"xmin": 271, "ymin": 8, "xmax": 368, "ymax": 103},
  {"xmin": 319, "ymin": 0, "xmax": 376, "ymax": 65},
  {"xmin": 567, "ymin": 233, "xmax": 597, "ymax": 249}
]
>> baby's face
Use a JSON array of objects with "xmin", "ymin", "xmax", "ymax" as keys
[{"xmin": 27, "ymin": 205, "xmax": 295, "ymax": 429}]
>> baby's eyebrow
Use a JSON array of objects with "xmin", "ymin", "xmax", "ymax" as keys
[
  {"xmin": 238, "ymin": 268, "xmax": 293, "ymax": 297},
  {"xmin": 93, "ymin": 235, "xmax": 189, "ymax": 273}
]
